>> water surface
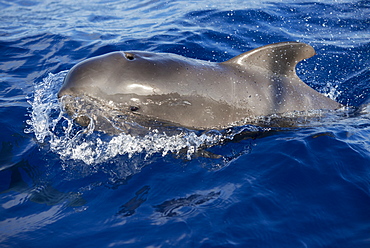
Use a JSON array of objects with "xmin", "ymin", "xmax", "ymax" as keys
[{"xmin": 1, "ymin": 0, "xmax": 369, "ymax": 247}]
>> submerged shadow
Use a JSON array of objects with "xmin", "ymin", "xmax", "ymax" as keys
[
  {"xmin": 154, "ymin": 191, "xmax": 221, "ymax": 217},
  {"xmin": 0, "ymin": 142, "xmax": 86, "ymax": 207},
  {"xmin": 116, "ymin": 185, "xmax": 150, "ymax": 217}
]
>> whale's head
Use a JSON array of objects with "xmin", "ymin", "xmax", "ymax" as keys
[
  {"xmin": 57, "ymin": 51, "xmax": 200, "ymax": 133},
  {"xmin": 58, "ymin": 51, "xmax": 168, "ymax": 98}
]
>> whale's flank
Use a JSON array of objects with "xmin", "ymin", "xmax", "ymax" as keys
[{"xmin": 58, "ymin": 42, "xmax": 342, "ymax": 132}]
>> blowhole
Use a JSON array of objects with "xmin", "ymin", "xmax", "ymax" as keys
[{"xmin": 125, "ymin": 53, "xmax": 135, "ymax": 60}]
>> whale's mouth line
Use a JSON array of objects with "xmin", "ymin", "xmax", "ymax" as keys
[
  {"xmin": 58, "ymin": 94, "xmax": 190, "ymax": 135},
  {"xmin": 58, "ymin": 94, "xmax": 134, "ymax": 133}
]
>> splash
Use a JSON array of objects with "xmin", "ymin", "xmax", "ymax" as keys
[
  {"xmin": 26, "ymin": 71, "xmax": 262, "ymax": 166},
  {"xmin": 322, "ymin": 82, "xmax": 342, "ymax": 102}
]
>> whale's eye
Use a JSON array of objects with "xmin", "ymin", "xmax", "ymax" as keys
[
  {"xmin": 130, "ymin": 106, "xmax": 139, "ymax": 111},
  {"xmin": 125, "ymin": 53, "xmax": 135, "ymax": 60}
]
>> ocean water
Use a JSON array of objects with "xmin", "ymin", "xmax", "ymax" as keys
[{"xmin": 1, "ymin": 0, "xmax": 370, "ymax": 247}]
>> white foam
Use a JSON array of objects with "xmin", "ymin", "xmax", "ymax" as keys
[{"xmin": 322, "ymin": 82, "xmax": 342, "ymax": 102}]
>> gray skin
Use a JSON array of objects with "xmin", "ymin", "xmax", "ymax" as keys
[{"xmin": 58, "ymin": 42, "xmax": 342, "ymax": 131}]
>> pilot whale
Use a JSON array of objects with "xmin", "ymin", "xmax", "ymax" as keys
[{"xmin": 58, "ymin": 42, "xmax": 342, "ymax": 132}]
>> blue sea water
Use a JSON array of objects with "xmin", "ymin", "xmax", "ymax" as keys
[{"xmin": 1, "ymin": 0, "xmax": 370, "ymax": 247}]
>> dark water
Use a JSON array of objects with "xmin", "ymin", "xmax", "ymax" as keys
[{"xmin": 1, "ymin": 0, "xmax": 370, "ymax": 247}]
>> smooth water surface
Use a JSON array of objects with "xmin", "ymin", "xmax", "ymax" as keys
[{"xmin": 1, "ymin": 0, "xmax": 370, "ymax": 247}]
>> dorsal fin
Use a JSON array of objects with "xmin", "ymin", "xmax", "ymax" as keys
[{"xmin": 221, "ymin": 42, "xmax": 316, "ymax": 77}]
